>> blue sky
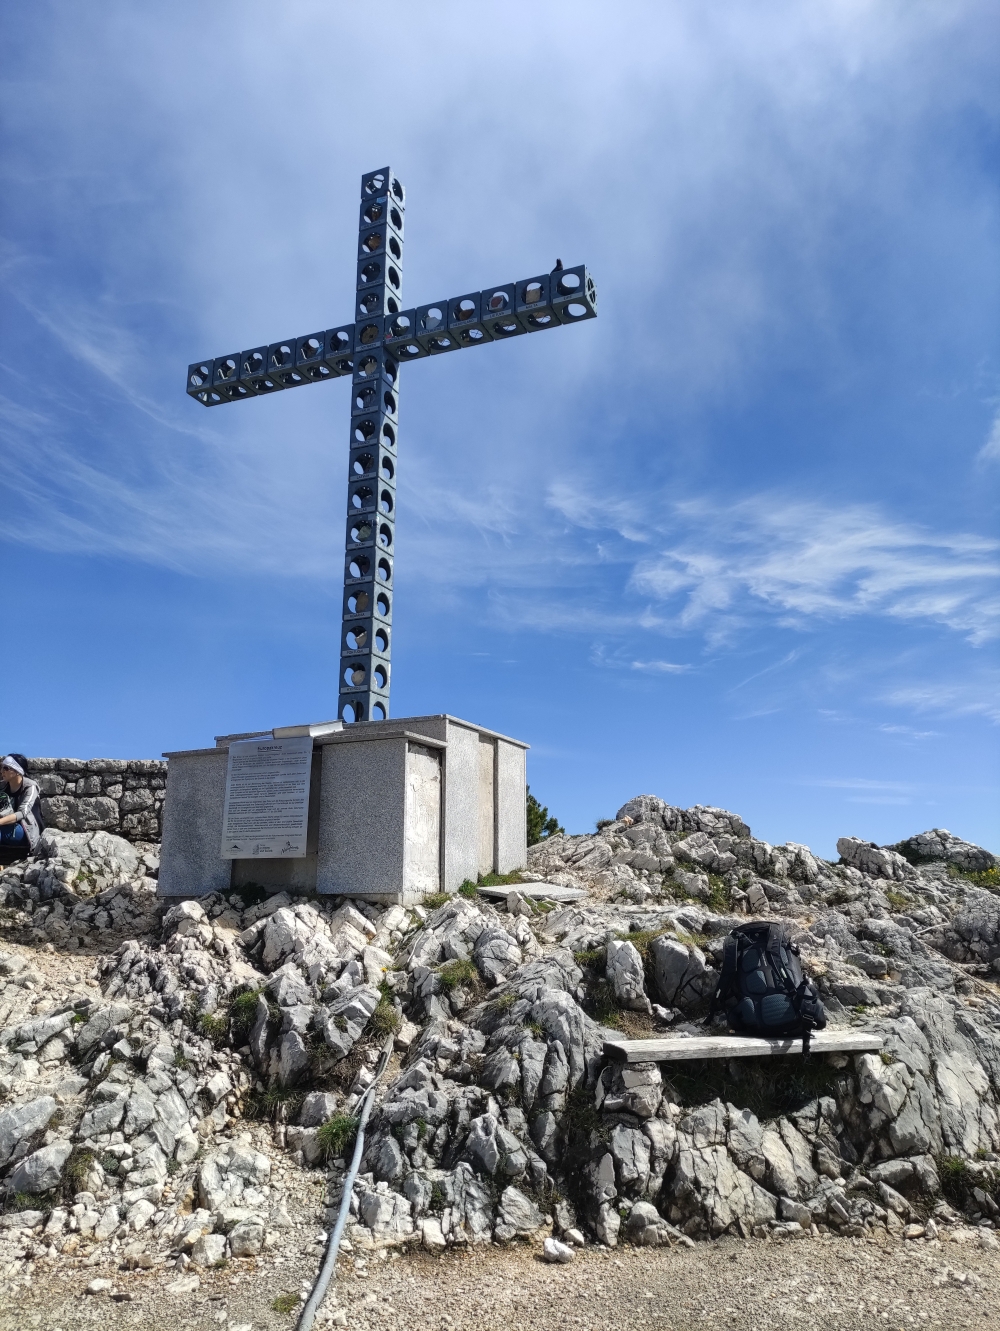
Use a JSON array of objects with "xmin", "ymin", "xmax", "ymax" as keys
[{"xmin": 1, "ymin": 1, "xmax": 998, "ymax": 858}]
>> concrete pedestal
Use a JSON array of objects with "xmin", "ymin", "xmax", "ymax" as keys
[{"xmin": 157, "ymin": 715, "xmax": 528, "ymax": 904}]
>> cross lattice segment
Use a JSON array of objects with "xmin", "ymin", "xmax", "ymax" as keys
[{"xmin": 185, "ymin": 167, "xmax": 596, "ymax": 721}]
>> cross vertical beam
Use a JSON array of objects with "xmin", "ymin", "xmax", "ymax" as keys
[{"xmin": 341, "ymin": 167, "xmax": 406, "ymax": 723}]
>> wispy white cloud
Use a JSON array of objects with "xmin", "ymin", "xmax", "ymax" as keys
[
  {"xmin": 629, "ymin": 659, "xmax": 692, "ymax": 674},
  {"xmin": 558, "ymin": 491, "xmax": 1000, "ymax": 645}
]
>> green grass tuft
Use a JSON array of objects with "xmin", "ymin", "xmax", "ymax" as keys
[
  {"xmin": 61, "ymin": 1147, "xmax": 95, "ymax": 1201},
  {"xmin": 197, "ymin": 1012, "xmax": 230, "ymax": 1048},
  {"xmin": 572, "ymin": 946, "xmax": 606, "ymax": 968},
  {"xmin": 886, "ymin": 890, "xmax": 911, "ymax": 911},
  {"xmin": 316, "ymin": 1113, "xmax": 359, "ymax": 1160},
  {"xmin": 458, "ymin": 880, "xmax": 479, "ymax": 899},
  {"xmin": 271, "ymin": 1292, "xmax": 301, "ymax": 1315},
  {"xmin": 438, "ymin": 958, "xmax": 479, "ymax": 993},
  {"xmin": 229, "ymin": 987, "xmax": 263, "ymax": 1045},
  {"xmin": 422, "ymin": 893, "xmax": 450, "ymax": 910},
  {"xmin": 491, "ymin": 990, "xmax": 518, "ymax": 1013}
]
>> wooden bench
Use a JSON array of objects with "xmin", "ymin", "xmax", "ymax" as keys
[{"xmin": 603, "ymin": 1031, "xmax": 884, "ymax": 1063}]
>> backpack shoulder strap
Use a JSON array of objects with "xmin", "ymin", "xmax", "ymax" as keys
[{"xmin": 706, "ymin": 932, "xmax": 740, "ymax": 1023}]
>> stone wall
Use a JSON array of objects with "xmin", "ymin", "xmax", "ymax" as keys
[{"xmin": 23, "ymin": 757, "xmax": 167, "ymax": 843}]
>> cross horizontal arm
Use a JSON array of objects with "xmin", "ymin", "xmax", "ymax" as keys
[{"xmin": 185, "ymin": 265, "xmax": 596, "ymax": 406}]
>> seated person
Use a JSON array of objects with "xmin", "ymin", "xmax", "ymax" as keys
[{"xmin": 0, "ymin": 755, "xmax": 43, "ymax": 853}]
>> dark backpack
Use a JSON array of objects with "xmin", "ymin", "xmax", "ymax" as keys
[{"xmin": 708, "ymin": 923, "xmax": 826, "ymax": 1054}]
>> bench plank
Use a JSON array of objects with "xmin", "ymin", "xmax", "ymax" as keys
[{"xmin": 603, "ymin": 1031, "xmax": 883, "ymax": 1063}]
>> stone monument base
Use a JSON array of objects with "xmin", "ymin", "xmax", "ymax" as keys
[{"xmin": 157, "ymin": 715, "xmax": 528, "ymax": 905}]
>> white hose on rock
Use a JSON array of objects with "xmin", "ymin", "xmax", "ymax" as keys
[{"xmin": 297, "ymin": 1032, "xmax": 396, "ymax": 1331}]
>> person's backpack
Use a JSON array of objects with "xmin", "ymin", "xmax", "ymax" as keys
[{"xmin": 708, "ymin": 922, "xmax": 826, "ymax": 1054}]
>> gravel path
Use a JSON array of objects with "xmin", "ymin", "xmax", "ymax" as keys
[{"xmin": 5, "ymin": 1233, "xmax": 999, "ymax": 1331}]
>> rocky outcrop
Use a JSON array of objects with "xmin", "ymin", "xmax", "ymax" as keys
[{"xmin": 0, "ymin": 806, "xmax": 998, "ymax": 1281}]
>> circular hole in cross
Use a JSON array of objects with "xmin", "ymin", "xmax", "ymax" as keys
[
  {"xmin": 345, "ymin": 663, "xmax": 366, "ymax": 687},
  {"xmin": 365, "ymin": 173, "xmax": 385, "ymax": 195},
  {"xmin": 462, "ymin": 329, "xmax": 485, "ymax": 343},
  {"xmin": 524, "ymin": 281, "xmax": 542, "ymax": 305},
  {"xmin": 390, "ymin": 315, "xmax": 411, "ymax": 338},
  {"xmin": 190, "ymin": 365, "xmax": 210, "ymax": 387},
  {"xmin": 422, "ymin": 307, "xmax": 444, "ymax": 332},
  {"xmin": 349, "ymin": 591, "xmax": 370, "ymax": 614},
  {"xmin": 373, "ymin": 665, "xmax": 388, "ymax": 690},
  {"xmin": 389, "ymin": 237, "xmax": 401, "ymax": 260},
  {"xmin": 363, "ymin": 231, "xmax": 383, "ymax": 255},
  {"xmin": 380, "ymin": 456, "xmax": 394, "ymax": 481},
  {"xmin": 383, "ymin": 390, "xmax": 396, "ymax": 413},
  {"xmin": 391, "ymin": 178, "xmax": 403, "ymax": 201},
  {"xmin": 357, "ymin": 355, "xmax": 379, "ymax": 378},
  {"xmin": 352, "ymin": 453, "xmax": 375, "ymax": 476},
  {"xmin": 371, "ymin": 702, "xmax": 386, "ymax": 721},
  {"xmin": 429, "ymin": 336, "xmax": 453, "ymax": 352},
  {"xmin": 528, "ymin": 313, "xmax": 553, "ymax": 329},
  {"xmin": 377, "ymin": 558, "xmax": 391, "ymax": 583},
  {"xmin": 386, "ymin": 296, "xmax": 399, "ymax": 315},
  {"xmin": 363, "ymin": 201, "xmax": 383, "ymax": 225},
  {"xmin": 389, "ymin": 206, "xmax": 402, "ymax": 230},
  {"xmin": 557, "ymin": 272, "xmax": 581, "ymax": 295},
  {"xmin": 454, "ymin": 298, "xmax": 476, "ymax": 323},
  {"xmin": 565, "ymin": 302, "xmax": 587, "ymax": 319},
  {"xmin": 349, "ymin": 555, "xmax": 371, "ymax": 578},
  {"xmin": 378, "ymin": 523, "xmax": 392, "ymax": 548},
  {"xmin": 388, "ymin": 265, "xmax": 401, "ymax": 290},
  {"xmin": 355, "ymin": 386, "xmax": 376, "ymax": 412},
  {"xmin": 341, "ymin": 702, "xmax": 359, "ymax": 724},
  {"xmin": 375, "ymin": 628, "xmax": 388, "ymax": 652},
  {"xmin": 352, "ymin": 486, "xmax": 374, "ymax": 510},
  {"xmin": 360, "ymin": 323, "xmax": 380, "ymax": 345},
  {"xmin": 360, "ymin": 291, "xmax": 381, "ymax": 314},
  {"xmin": 381, "ymin": 423, "xmax": 396, "ymax": 448},
  {"xmin": 491, "ymin": 321, "xmax": 519, "ymax": 337},
  {"xmin": 216, "ymin": 358, "xmax": 237, "ymax": 381},
  {"xmin": 332, "ymin": 331, "xmax": 352, "ymax": 352},
  {"xmin": 376, "ymin": 592, "xmax": 390, "ymax": 616},
  {"xmin": 379, "ymin": 490, "xmax": 393, "ymax": 514},
  {"xmin": 346, "ymin": 626, "xmax": 368, "ymax": 650},
  {"xmin": 487, "ymin": 290, "xmax": 509, "ymax": 313},
  {"xmin": 244, "ymin": 352, "xmax": 264, "ymax": 375},
  {"xmin": 350, "ymin": 521, "xmax": 373, "ymax": 544},
  {"xmin": 397, "ymin": 342, "xmax": 421, "ymax": 359},
  {"xmin": 301, "ymin": 338, "xmax": 322, "ymax": 360},
  {"xmin": 355, "ymin": 420, "xmax": 376, "ymax": 443}
]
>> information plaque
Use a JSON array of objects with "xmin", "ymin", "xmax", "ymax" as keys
[{"xmin": 220, "ymin": 735, "xmax": 313, "ymax": 859}]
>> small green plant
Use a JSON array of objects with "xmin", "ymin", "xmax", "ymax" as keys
[
  {"xmin": 62, "ymin": 1147, "xmax": 95, "ymax": 1200},
  {"xmin": 458, "ymin": 880, "xmax": 479, "ymax": 899},
  {"xmin": 477, "ymin": 870, "xmax": 524, "ymax": 888},
  {"xmin": 572, "ymin": 946, "xmax": 606, "ymax": 968},
  {"xmin": 197, "ymin": 1012, "xmax": 230, "ymax": 1048},
  {"xmin": 596, "ymin": 819, "xmax": 615, "ymax": 831},
  {"xmin": 5, "ymin": 1192, "xmax": 45, "ymax": 1214},
  {"xmin": 430, "ymin": 1182, "xmax": 446, "ymax": 1211},
  {"xmin": 70, "ymin": 1012, "xmax": 86, "ymax": 1026},
  {"xmin": 590, "ymin": 979, "xmax": 623, "ymax": 1030},
  {"xmin": 852, "ymin": 1004, "xmax": 870, "ymax": 1016},
  {"xmin": 706, "ymin": 874, "xmax": 731, "ymax": 914},
  {"xmin": 173, "ymin": 1049, "xmax": 190, "ymax": 1071},
  {"xmin": 369, "ymin": 991, "xmax": 402, "ymax": 1039},
  {"xmin": 438, "ymin": 958, "xmax": 479, "ymax": 993},
  {"xmin": 527, "ymin": 787, "xmax": 563, "ymax": 846},
  {"xmin": 491, "ymin": 990, "xmax": 518, "ymax": 1013},
  {"xmin": 953, "ymin": 865, "xmax": 1000, "ymax": 891},
  {"xmin": 100, "ymin": 1153, "xmax": 120, "ymax": 1175},
  {"xmin": 317, "ymin": 1113, "xmax": 359, "ymax": 1160},
  {"xmin": 527, "ymin": 1020, "xmax": 545, "ymax": 1038},
  {"xmin": 242, "ymin": 1086, "xmax": 304, "ymax": 1122},
  {"xmin": 880, "ymin": 1051, "xmax": 894, "ymax": 1065},
  {"xmin": 166, "ymin": 1157, "xmax": 180, "ymax": 1176},
  {"xmin": 229, "ymin": 987, "xmax": 264, "ymax": 1046},
  {"xmin": 886, "ymin": 891, "xmax": 911, "ymax": 911},
  {"xmin": 422, "ymin": 893, "xmax": 450, "ymax": 910},
  {"xmin": 272, "ymin": 1292, "xmax": 301, "ymax": 1315},
  {"xmin": 937, "ymin": 1154, "xmax": 971, "ymax": 1205}
]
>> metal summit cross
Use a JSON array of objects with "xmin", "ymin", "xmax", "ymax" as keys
[{"xmin": 186, "ymin": 166, "xmax": 596, "ymax": 724}]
